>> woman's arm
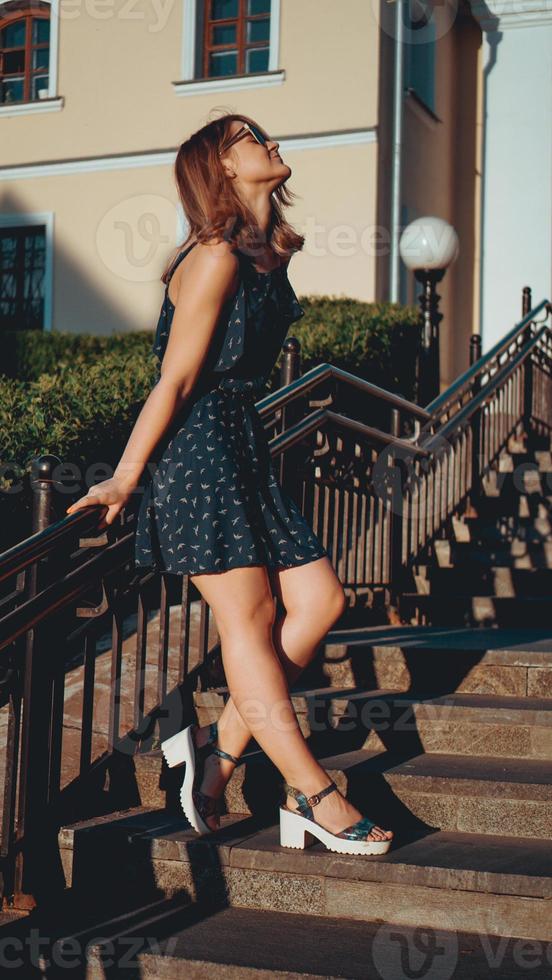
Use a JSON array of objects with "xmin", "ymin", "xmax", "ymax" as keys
[{"xmin": 66, "ymin": 243, "xmax": 239, "ymax": 524}]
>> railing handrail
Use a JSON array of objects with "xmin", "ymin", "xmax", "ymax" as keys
[
  {"xmin": 424, "ymin": 298, "xmax": 551, "ymax": 417},
  {"xmin": 256, "ymin": 362, "xmax": 432, "ymax": 424},
  {"xmin": 0, "ymin": 523, "xmax": 133, "ymax": 654},
  {"xmin": 268, "ymin": 405, "xmax": 430, "ymax": 458},
  {"xmin": 419, "ymin": 321, "xmax": 550, "ymax": 450},
  {"xmin": 0, "ymin": 506, "xmax": 108, "ymax": 587}
]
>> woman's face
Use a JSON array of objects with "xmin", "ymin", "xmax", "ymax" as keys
[{"xmin": 220, "ymin": 120, "xmax": 291, "ymax": 190}]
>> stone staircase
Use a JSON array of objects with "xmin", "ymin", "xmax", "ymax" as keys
[{"xmin": 44, "ymin": 431, "xmax": 552, "ymax": 975}]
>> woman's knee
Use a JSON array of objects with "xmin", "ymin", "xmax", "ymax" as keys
[
  {"xmin": 288, "ymin": 580, "xmax": 346, "ymax": 628},
  {"xmin": 217, "ymin": 587, "xmax": 276, "ymax": 642},
  {"xmin": 318, "ymin": 582, "xmax": 347, "ymax": 628}
]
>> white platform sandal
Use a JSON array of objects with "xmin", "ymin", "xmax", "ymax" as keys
[
  {"xmin": 161, "ymin": 721, "xmax": 241, "ymax": 835},
  {"xmin": 280, "ymin": 779, "xmax": 393, "ymax": 856}
]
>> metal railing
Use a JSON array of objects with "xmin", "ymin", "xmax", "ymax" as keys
[{"xmin": 0, "ymin": 290, "xmax": 550, "ymax": 910}]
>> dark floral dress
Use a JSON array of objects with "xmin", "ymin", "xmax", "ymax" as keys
[{"xmin": 134, "ymin": 242, "xmax": 329, "ymax": 575}]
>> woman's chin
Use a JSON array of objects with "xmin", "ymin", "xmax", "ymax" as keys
[{"xmin": 275, "ymin": 162, "xmax": 292, "ymax": 182}]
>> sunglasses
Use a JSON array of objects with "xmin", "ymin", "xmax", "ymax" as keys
[{"xmin": 218, "ymin": 122, "xmax": 269, "ymax": 155}]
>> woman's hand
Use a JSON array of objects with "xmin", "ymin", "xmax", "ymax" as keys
[{"xmin": 65, "ymin": 475, "xmax": 135, "ymax": 526}]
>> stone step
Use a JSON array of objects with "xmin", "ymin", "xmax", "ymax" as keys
[
  {"xmin": 477, "ymin": 493, "xmax": 551, "ymax": 521},
  {"xmin": 192, "ymin": 688, "xmax": 552, "ymax": 760},
  {"xmin": 58, "ymin": 807, "xmax": 552, "ymax": 942},
  {"xmin": 497, "ymin": 448, "xmax": 552, "ymax": 473},
  {"xmin": 84, "ymin": 905, "xmax": 405, "ymax": 980},
  {"xmin": 504, "ymin": 450, "xmax": 552, "ymax": 472},
  {"xmin": 482, "ymin": 467, "xmax": 552, "ymax": 499},
  {"xmin": 134, "ymin": 744, "xmax": 552, "ymax": 841},
  {"xmin": 435, "ymin": 537, "xmax": 552, "ymax": 569},
  {"xmin": 453, "ymin": 516, "xmax": 552, "ymax": 546},
  {"xmin": 80, "ymin": 903, "xmax": 549, "ymax": 978},
  {"xmin": 399, "ymin": 593, "xmax": 552, "ymax": 628},
  {"xmin": 300, "ymin": 625, "xmax": 552, "ymax": 697},
  {"xmin": 416, "ymin": 564, "xmax": 552, "ymax": 596}
]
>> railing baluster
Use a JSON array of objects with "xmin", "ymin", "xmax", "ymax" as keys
[
  {"xmin": 179, "ymin": 573, "xmax": 193, "ymax": 682},
  {"xmin": 133, "ymin": 585, "xmax": 147, "ymax": 732},
  {"xmin": 80, "ymin": 626, "xmax": 98, "ymax": 775},
  {"xmin": 108, "ymin": 605, "xmax": 123, "ymax": 754},
  {"xmin": 157, "ymin": 573, "xmax": 171, "ymax": 706}
]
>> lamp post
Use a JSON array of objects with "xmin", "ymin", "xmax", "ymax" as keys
[{"xmin": 399, "ymin": 216, "xmax": 459, "ymax": 405}]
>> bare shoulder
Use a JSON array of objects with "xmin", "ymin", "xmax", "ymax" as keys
[{"xmin": 170, "ymin": 237, "xmax": 239, "ymax": 307}]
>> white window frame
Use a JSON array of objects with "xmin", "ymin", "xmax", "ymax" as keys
[
  {"xmin": 174, "ymin": 0, "xmax": 284, "ymax": 96},
  {"xmin": 0, "ymin": 0, "xmax": 63, "ymax": 117},
  {"xmin": 0, "ymin": 211, "xmax": 55, "ymax": 331}
]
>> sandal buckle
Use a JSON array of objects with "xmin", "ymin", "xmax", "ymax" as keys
[{"xmin": 307, "ymin": 793, "xmax": 321, "ymax": 806}]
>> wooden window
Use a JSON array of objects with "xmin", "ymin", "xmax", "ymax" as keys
[
  {"xmin": 0, "ymin": 1, "xmax": 50, "ymax": 105},
  {"xmin": 0, "ymin": 225, "xmax": 46, "ymax": 331},
  {"xmin": 201, "ymin": 0, "xmax": 271, "ymax": 79}
]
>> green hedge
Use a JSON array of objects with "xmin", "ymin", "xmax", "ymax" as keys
[
  {"xmin": 1, "ymin": 298, "xmax": 421, "ymax": 548},
  {"xmin": 1, "ymin": 328, "xmax": 154, "ymax": 382},
  {"xmin": 268, "ymin": 296, "xmax": 420, "ymax": 396}
]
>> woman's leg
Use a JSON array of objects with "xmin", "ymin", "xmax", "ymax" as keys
[
  {"xmin": 190, "ymin": 560, "xmax": 392, "ymax": 841},
  {"xmin": 192, "ymin": 557, "xmax": 342, "ymax": 819}
]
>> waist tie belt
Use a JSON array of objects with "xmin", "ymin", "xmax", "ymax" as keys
[{"xmin": 215, "ymin": 376, "xmax": 266, "ymax": 399}]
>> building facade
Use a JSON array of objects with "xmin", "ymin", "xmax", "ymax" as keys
[{"xmin": 1, "ymin": 0, "xmax": 550, "ymax": 390}]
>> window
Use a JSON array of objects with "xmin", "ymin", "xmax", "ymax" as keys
[
  {"xmin": 0, "ymin": 224, "xmax": 47, "ymax": 331},
  {"xmin": 404, "ymin": 3, "xmax": 436, "ymax": 115},
  {"xmin": 0, "ymin": 0, "xmax": 50, "ymax": 105},
  {"xmin": 177, "ymin": 0, "xmax": 282, "ymax": 94},
  {"xmin": 198, "ymin": 0, "xmax": 271, "ymax": 79}
]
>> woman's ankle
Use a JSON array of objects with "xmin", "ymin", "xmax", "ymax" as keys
[{"xmin": 285, "ymin": 771, "xmax": 335, "ymax": 799}]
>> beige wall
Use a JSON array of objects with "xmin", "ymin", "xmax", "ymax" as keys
[
  {"xmin": 1, "ymin": 0, "xmax": 483, "ymax": 390},
  {"xmin": 3, "ymin": 0, "xmax": 379, "ymax": 165}
]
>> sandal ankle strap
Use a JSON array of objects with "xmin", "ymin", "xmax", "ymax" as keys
[
  {"xmin": 211, "ymin": 746, "xmax": 241, "ymax": 765},
  {"xmin": 283, "ymin": 779, "xmax": 338, "ymax": 820},
  {"xmin": 204, "ymin": 721, "xmax": 241, "ymax": 766}
]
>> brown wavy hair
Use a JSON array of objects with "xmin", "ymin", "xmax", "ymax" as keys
[{"xmin": 161, "ymin": 111, "xmax": 305, "ymax": 285}]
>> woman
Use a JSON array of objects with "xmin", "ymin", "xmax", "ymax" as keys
[{"xmin": 66, "ymin": 113, "xmax": 393, "ymax": 856}]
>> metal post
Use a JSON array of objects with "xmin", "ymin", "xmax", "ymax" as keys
[
  {"xmin": 280, "ymin": 337, "xmax": 301, "ymax": 388},
  {"xmin": 469, "ymin": 334, "xmax": 482, "ymax": 367},
  {"xmin": 415, "ymin": 268, "xmax": 445, "ymax": 406},
  {"xmin": 278, "ymin": 338, "xmax": 304, "ymax": 500},
  {"xmin": 14, "ymin": 455, "xmax": 61, "ymax": 908},
  {"xmin": 522, "ymin": 286, "xmax": 533, "ymax": 443}
]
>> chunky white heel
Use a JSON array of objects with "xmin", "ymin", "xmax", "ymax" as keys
[
  {"xmin": 161, "ymin": 722, "xmax": 242, "ymax": 835},
  {"xmin": 279, "ymin": 807, "xmax": 316, "ymax": 849},
  {"xmin": 279, "ymin": 779, "xmax": 393, "ymax": 857},
  {"xmin": 161, "ymin": 726, "xmax": 193, "ymax": 769}
]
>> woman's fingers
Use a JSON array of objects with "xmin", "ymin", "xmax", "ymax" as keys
[
  {"xmin": 65, "ymin": 478, "xmax": 131, "ymax": 520},
  {"xmin": 66, "ymin": 496, "xmax": 91, "ymax": 514},
  {"xmin": 66, "ymin": 494, "xmax": 105, "ymax": 515},
  {"xmin": 105, "ymin": 503, "xmax": 122, "ymax": 525}
]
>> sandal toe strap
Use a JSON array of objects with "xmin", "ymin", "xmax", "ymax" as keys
[
  {"xmin": 192, "ymin": 788, "xmax": 220, "ymax": 821},
  {"xmin": 337, "ymin": 816, "xmax": 376, "ymax": 840}
]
